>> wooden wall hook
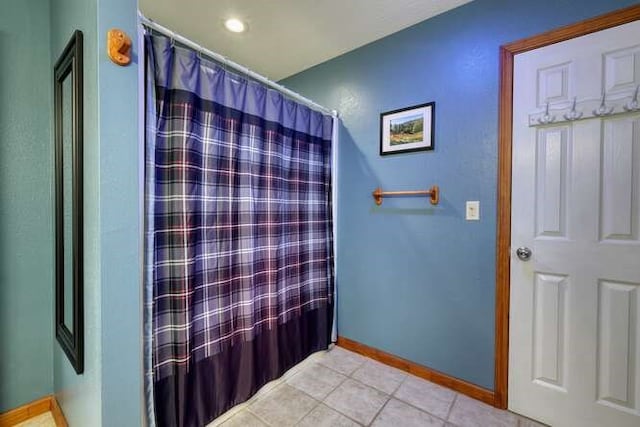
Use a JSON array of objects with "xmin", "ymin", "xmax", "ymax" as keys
[{"xmin": 107, "ymin": 29, "xmax": 131, "ymax": 66}]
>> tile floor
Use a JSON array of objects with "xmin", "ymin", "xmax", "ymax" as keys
[
  {"xmin": 15, "ymin": 412, "xmax": 56, "ymax": 427},
  {"xmin": 210, "ymin": 346, "xmax": 547, "ymax": 427}
]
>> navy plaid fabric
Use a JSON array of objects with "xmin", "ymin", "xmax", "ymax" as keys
[{"xmin": 145, "ymin": 35, "xmax": 334, "ymax": 382}]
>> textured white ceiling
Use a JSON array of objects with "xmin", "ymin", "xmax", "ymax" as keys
[{"xmin": 139, "ymin": 0, "xmax": 473, "ymax": 81}]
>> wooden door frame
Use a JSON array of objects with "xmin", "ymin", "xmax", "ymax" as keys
[{"xmin": 494, "ymin": 3, "xmax": 640, "ymax": 409}]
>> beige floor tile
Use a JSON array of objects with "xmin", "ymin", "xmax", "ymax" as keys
[
  {"xmin": 448, "ymin": 394, "xmax": 518, "ymax": 427},
  {"xmin": 248, "ymin": 384, "xmax": 318, "ymax": 426},
  {"xmin": 324, "ymin": 378, "xmax": 389, "ymax": 425},
  {"xmin": 298, "ymin": 404, "xmax": 362, "ymax": 427},
  {"xmin": 286, "ymin": 363, "xmax": 347, "ymax": 400},
  {"xmin": 203, "ymin": 349, "xmax": 542, "ymax": 427},
  {"xmin": 15, "ymin": 412, "xmax": 56, "ymax": 427},
  {"xmin": 351, "ymin": 359, "xmax": 406, "ymax": 395},
  {"xmin": 372, "ymin": 398, "xmax": 445, "ymax": 427},
  {"xmin": 393, "ymin": 376, "xmax": 456, "ymax": 419},
  {"xmin": 318, "ymin": 347, "xmax": 367, "ymax": 376},
  {"xmin": 220, "ymin": 410, "xmax": 266, "ymax": 427}
]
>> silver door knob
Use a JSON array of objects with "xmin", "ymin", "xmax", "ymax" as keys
[{"xmin": 516, "ymin": 247, "xmax": 532, "ymax": 261}]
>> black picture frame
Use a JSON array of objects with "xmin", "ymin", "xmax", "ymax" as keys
[
  {"xmin": 54, "ymin": 30, "xmax": 84, "ymax": 374},
  {"xmin": 380, "ymin": 102, "xmax": 435, "ymax": 156}
]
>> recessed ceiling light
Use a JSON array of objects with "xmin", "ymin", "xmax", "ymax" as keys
[{"xmin": 224, "ymin": 18, "xmax": 246, "ymax": 33}]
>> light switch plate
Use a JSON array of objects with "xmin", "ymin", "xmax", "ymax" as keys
[{"xmin": 466, "ymin": 201, "xmax": 480, "ymax": 220}]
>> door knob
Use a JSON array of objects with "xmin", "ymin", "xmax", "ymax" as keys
[{"xmin": 516, "ymin": 247, "xmax": 532, "ymax": 261}]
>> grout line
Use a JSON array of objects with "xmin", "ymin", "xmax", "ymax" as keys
[
  {"xmin": 318, "ymin": 381, "xmax": 370, "ymax": 427},
  {"xmin": 207, "ymin": 350, "xmax": 330, "ymax": 426},
  {"xmin": 301, "ymin": 349, "xmax": 467, "ymax": 427},
  {"xmin": 379, "ymin": 375, "xmax": 456, "ymax": 426},
  {"xmin": 317, "ymin": 370, "xmax": 386, "ymax": 426},
  {"xmin": 246, "ymin": 384, "xmax": 321, "ymax": 427},
  {"xmin": 388, "ymin": 372, "xmax": 407, "ymax": 396},
  {"xmin": 247, "ymin": 347, "xmax": 482, "ymax": 427},
  {"xmin": 245, "ymin": 407, "xmax": 272, "ymax": 427},
  {"xmin": 323, "ymin": 349, "xmax": 464, "ymax": 426},
  {"xmin": 317, "ymin": 353, "xmax": 366, "ymax": 378},
  {"xmin": 315, "ymin": 403, "xmax": 366, "ymax": 427},
  {"xmin": 383, "ymin": 392, "xmax": 451, "ymax": 426},
  {"xmin": 288, "ymin": 380, "xmax": 327, "ymax": 404},
  {"xmin": 292, "ymin": 396, "xmax": 321, "ymax": 427},
  {"xmin": 392, "ymin": 371, "xmax": 409, "ymax": 397},
  {"xmin": 319, "ymin": 372, "xmax": 349, "ymax": 401},
  {"xmin": 370, "ymin": 398, "xmax": 452, "ymax": 427},
  {"xmin": 365, "ymin": 395, "xmax": 391, "ymax": 427},
  {"xmin": 327, "ymin": 365, "xmax": 390, "ymax": 426},
  {"xmin": 327, "ymin": 395, "xmax": 386, "ymax": 427},
  {"xmin": 349, "ymin": 364, "xmax": 406, "ymax": 397},
  {"xmin": 346, "ymin": 360, "xmax": 414, "ymax": 407},
  {"xmin": 445, "ymin": 393, "xmax": 458, "ymax": 421},
  {"xmin": 349, "ymin": 363, "xmax": 364, "ymax": 379}
]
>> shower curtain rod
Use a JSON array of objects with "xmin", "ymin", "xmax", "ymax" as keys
[{"xmin": 138, "ymin": 14, "xmax": 338, "ymax": 118}]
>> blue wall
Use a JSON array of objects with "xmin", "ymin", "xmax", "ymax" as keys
[
  {"xmin": 0, "ymin": 0, "xmax": 53, "ymax": 412},
  {"xmin": 51, "ymin": 0, "xmax": 142, "ymax": 425},
  {"xmin": 2, "ymin": 0, "xmax": 140, "ymax": 422},
  {"xmin": 50, "ymin": 0, "xmax": 103, "ymax": 425},
  {"xmin": 282, "ymin": 0, "xmax": 638, "ymax": 389},
  {"xmin": 97, "ymin": 0, "xmax": 142, "ymax": 425}
]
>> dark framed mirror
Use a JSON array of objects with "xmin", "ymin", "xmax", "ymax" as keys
[{"xmin": 54, "ymin": 30, "xmax": 84, "ymax": 374}]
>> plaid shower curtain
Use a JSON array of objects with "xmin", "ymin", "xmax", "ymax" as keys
[{"xmin": 144, "ymin": 34, "xmax": 335, "ymax": 427}]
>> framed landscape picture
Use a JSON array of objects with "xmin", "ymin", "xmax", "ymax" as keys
[{"xmin": 380, "ymin": 102, "xmax": 435, "ymax": 155}]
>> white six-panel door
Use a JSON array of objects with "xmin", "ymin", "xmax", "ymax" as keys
[{"xmin": 510, "ymin": 20, "xmax": 640, "ymax": 427}]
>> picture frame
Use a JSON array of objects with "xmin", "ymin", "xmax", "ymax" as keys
[
  {"xmin": 54, "ymin": 30, "xmax": 84, "ymax": 374},
  {"xmin": 380, "ymin": 102, "xmax": 435, "ymax": 156}
]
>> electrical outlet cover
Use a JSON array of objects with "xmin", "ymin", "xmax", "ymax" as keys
[{"xmin": 466, "ymin": 201, "xmax": 480, "ymax": 220}]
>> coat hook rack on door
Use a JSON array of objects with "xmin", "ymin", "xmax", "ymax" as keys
[
  {"xmin": 372, "ymin": 185, "xmax": 440, "ymax": 206},
  {"xmin": 624, "ymin": 85, "xmax": 639, "ymax": 112}
]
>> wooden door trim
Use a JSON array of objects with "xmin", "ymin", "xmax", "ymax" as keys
[{"xmin": 495, "ymin": 3, "xmax": 640, "ymax": 409}]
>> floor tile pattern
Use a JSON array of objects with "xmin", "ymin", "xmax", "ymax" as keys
[{"xmin": 212, "ymin": 347, "xmax": 548, "ymax": 427}]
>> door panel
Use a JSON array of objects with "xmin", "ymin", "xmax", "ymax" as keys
[
  {"xmin": 532, "ymin": 272, "xmax": 568, "ymax": 390},
  {"xmin": 510, "ymin": 19, "xmax": 640, "ymax": 427},
  {"xmin": 537, "ymin": 62, "xmax": 573, "ymax": 106},
  {"xmin": 536, "ymin": 127, "xmax": 570, "ymax": 238},
  {"xmin": 604, "ymin": 45, "xmax": 640, "ymax": 94},
  {"xmin": 597, "ymin": 280, "xmax": 639, "ymax": 412},
  {"xmin": 600, "ymin": 118, "xmax": 639, "ymax": 242}
]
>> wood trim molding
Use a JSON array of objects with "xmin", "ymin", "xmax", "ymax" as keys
[
  {"xmin": 495, "ymin": 42, "xmax": 515, "ymax": 411},
  {"xmin": 494, "ymin": 3, "xmax": 640, "ymax": 410},
  {"xmin": 502, "ymin": 4, "xmax": 640, "ymax": 55},
  {"xmin": 337, "ymin": 336, "xmax": 495, "ymax": 406},
  {"xmin": 0, "ymin": 395, "xmax": 68, "ymax": 427},
  {"xmin": 0, "ymin": 396, "xmax": 50, "ymax": 427},
  {"xmin": 50, "ymin": 397, "xmax": 68, "ymax": 427}
]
